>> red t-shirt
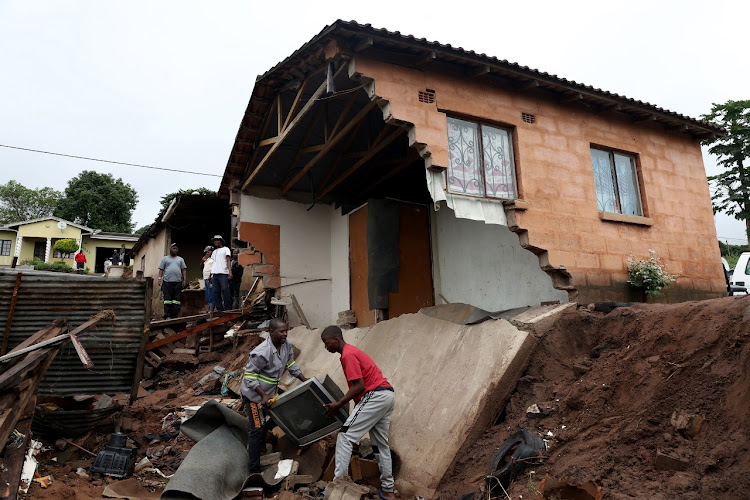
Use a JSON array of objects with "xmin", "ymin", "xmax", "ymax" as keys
[{"xmin": 339, "ymin": 344, "xmax": 391, "ymax": 403}]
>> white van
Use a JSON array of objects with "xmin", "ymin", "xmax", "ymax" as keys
[{"xmin": 729, "ymin": 252, "xmax": 750, "ymax": 294}]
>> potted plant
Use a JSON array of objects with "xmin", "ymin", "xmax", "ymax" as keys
[{"xmin": 627, "ymin": 250, "xmax": 676, "ymax": 301}]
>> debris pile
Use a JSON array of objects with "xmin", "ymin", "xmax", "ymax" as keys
[{"xmin": 439, "ymin": 297, "xmax": 750, "ymax": 499}]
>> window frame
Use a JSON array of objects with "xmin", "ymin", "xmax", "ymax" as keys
[
  {"xmin": 445, "ymin": 116, "xmax": 519, "ymax": 201},
  {"xmin": 0, "ymin": 240, "xmax": 11, "ymax": 256},
  {"xmin": 589, "ymin": 145, "xmax": 645, "ymax": 217}
]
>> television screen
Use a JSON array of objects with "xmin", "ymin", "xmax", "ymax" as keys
[{"xmin": 268, "ymin": 376, "xmax": 349, "ymax": 446}]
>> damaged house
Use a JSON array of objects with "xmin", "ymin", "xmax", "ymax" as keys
[{"xmin": 219, "ymin": 21, "xmax": 726, "ymax": 328}]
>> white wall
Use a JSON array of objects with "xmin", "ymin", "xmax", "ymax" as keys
[
  {"xmin": 431, "ymin": 203, "xmax": 568, "ymax": 310},
  {"xmin": 240, "ymin": 193, "xmax": 350, "ymax": 327}
]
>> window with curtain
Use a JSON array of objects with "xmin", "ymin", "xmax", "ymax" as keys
[
  {"xmin": 590, "ymin": 147, "xmax": 643, "ymax": 216},
  {"xmin": 0, "ymin": 240, "xmax": 11, "ymax": 256},
  {"xmin": 446, "ymin": 117, "xmax": 517, "ymax": 199}
]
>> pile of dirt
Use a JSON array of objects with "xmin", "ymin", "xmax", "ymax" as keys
[{"xmin": 439, "ymin": 296, "xmax": 750, "ymax": 500}]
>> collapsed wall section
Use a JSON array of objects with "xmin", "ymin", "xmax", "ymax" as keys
[{"xmin": 286, "ymin": 312, "xmax": 536, "ymax": 497}]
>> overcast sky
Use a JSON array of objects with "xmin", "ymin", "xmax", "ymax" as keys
[{"xmin": 1, "ymin": 0, "xmax": 748, "ymax": 243}]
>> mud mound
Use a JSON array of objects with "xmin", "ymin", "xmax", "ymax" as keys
[{"xmin": 439, "ymin": 296, "xmax": 750, "ymax": 500}]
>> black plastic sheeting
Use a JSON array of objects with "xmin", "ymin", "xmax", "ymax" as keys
[{"xmin": 366, "ymin": 199, "xmax": 400, "ymax": 310}]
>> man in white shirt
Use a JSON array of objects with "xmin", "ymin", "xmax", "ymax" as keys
[
  {"xmin": 201, "ymin": 246, "xmax": 214, "ymax": 312},
  {"xmin": 210, "ymin": 235, "xmax": 233, "ymax": 311}
]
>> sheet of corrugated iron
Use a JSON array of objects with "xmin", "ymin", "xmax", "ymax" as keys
[{"xmin": 0, "ymin": 269, "xmax": 147, "ymax": 396}]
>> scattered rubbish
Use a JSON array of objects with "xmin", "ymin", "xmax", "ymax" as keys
[
  {"xmin": 90, "ymin": 432, "xmax": 137, "ymax": 478},
  {"xmin": 32, "ymin": 472, "xmax": 52, "ymax": 488},
  {"xmin": 274, "ymin": 459, "xmax": 299, "ymax": 481},
  {"xmin": 102, "ymin": 477, "xmax": 161, "ymax": 500},
  {"xmin": 323, "ymin": 475, "xmax": 370, "ymax": 500},
  {"xmin": 534, "ymin": 475, "xmax": 603, "ymax": 499},
  {"xmin": 670, "ymin": 410, "xmax": 705, "ymax": 438},
  {"xmin": 18, "ymin": 439, "xmax": 42, "ymax": 494},
  {"xmin": 654, "ymin": 448, "xmax": 690, "ymax": 471},
  {"xmin": 487, "ymin": 429, "xmax": 546, "ymax": 492},
  {"xmin": 76, "ymin": 467, "xmax": 90, "ymax": 478}
]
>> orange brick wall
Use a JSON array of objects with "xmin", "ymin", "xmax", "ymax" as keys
[{"xmin": 354, "ymin": 57, "xmax": 726, "ymax": 302}]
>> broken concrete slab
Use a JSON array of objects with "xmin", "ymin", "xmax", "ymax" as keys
[
  {"xmin": 287, "ymin": 311, "xmax": 537, "ymax": 497},
  {"xmin": 510, "ymin": 303, "xmax": 576, "ymax": 335},
  {"xmin": 324, "ymin": 476, "xmax": 370, "ymax": 500}
]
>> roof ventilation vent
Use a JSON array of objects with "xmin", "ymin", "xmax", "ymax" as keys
[
  {"xmin": 522, "ymin": 112, "xmax": 536, "ymax": 124},
  {"xmin": 418, "ymin": 89, "xmax": 436, "ymax": 104}
]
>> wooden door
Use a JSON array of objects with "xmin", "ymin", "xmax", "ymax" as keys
[
  {"xmin": 388, "ymin": 204, "xmax": 434, "ymax": 317},
  {"xmin": 349, "ymin": 206, "xmax": 375, "ymax": 327},
  {"xmin": 348, "ymin": 202, "xmax": 434, "ymax": 327}
]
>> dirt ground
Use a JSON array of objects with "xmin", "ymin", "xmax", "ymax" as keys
[{"xmin": 438, "ymin": 296, "xmax": 750, "ymax": 499}]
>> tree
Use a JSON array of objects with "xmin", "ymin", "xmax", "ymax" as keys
[
  {"xmin": 702, "ymin": 100, "xmax": 750, "ymax": 242},
  {"xmin": 159, "ymin": 188, "xmax": 216, "ymax": 210},
  {"xmin": 54, "ymin": 171, "xmax": 138, "ymax": 232},
  {"xmin": 134, "ymin": 225, "xmax": 151, "ymax": 235},
  {"xmin": 53, "ymin": 238, "xmax": 78, "ymax": 258},
  {"xmin": 0, "ymin": 180, "xmax": 61, "ymax": 223}
]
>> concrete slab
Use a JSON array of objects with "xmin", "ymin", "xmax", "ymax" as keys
[
  {"xmin": 510, "ymin": 303, "xmax": 576, "ymax": 334},
  {"xmin": 286, "ymin": 311, "xmax": 536, "ymax": 497}
]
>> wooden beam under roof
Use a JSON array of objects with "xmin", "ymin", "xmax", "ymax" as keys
[
  {"xmin": 318, "ymin": 120, "xmax": 365, "ymax": 189},
  {"xmin": 280, "ymin": 99, "xmax": 378, "ymax": 195},
  {"xmin": 242, "ymin": 67, "xmax": 344, "ymax": 191},
  {"xmin": 318, "ymin": 127, "xmax": 405, "ymax": 199},
  {"xmin": 354, "ymin": 36, "xmax": 374, "ymax": 52},
  {"xmin": 362, "ymin": 148, "xmax": 420, "ymax": 195}
]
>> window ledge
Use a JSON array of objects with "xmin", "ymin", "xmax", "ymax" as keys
[
  {"xmin": 503, "ymin": 199, "xmax": 529, "ymax": 211},
  {"xmin": 599, "ymin": 212, "xmax": 653, "ymax": 226}
]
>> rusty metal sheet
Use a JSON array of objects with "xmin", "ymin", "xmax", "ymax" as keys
[{"xmin": 0, "ymin": 269, "xmax": 147, "ymax": 396}]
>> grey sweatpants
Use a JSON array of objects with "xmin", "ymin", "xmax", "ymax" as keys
[{"xmin": 335, "ymin": 390, "xmax": 396, "ymax": 491}]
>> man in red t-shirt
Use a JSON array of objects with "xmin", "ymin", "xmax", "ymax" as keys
[{"xmin": 321, "ymin": 326, "xmax": 395, "ymax": 499}]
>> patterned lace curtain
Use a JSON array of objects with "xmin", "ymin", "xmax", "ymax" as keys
[
  {"xmin": 482, "ymin": 125, "xmax": 516, "ymax": 198},
  {"xmin": 447, "ymin": 117, "xmax": 483, "ymax": 196}
]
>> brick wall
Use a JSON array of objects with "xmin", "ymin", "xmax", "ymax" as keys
[{"xmin": 354, "ymin": 57, "xmax": 725, "ymax": 302}]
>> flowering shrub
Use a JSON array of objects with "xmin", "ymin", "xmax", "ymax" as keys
[{"xmin": 627, "ymin": 250, "xmax": 676, "ymax": 298}]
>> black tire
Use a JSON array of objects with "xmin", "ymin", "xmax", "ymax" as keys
[{"xmin": 487, "ymin": 429, "xmax": 545, "ymax": 492}]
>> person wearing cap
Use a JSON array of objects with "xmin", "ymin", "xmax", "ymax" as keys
[
  {"xmin": 201, "ymin": 246, "xmax": 214, "ymax": 313},
  {"xmin": 158, "ymin": 243, "xmax": 187, "ymax": 319},
  {"xmin": 210, "ymin": 235, "xmax": 232, "ymax": 311}
]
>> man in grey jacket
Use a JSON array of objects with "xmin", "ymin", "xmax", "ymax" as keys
[{"xmin": 241, "ymin": 318, "xmax": 307, "ymax": 473}]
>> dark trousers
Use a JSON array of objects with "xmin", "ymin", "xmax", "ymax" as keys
[
  {"xmin": 162, "ymin": 281, "xmax": 182, "ymax": 319},
  {"xmin": 243, "ymin": 397, "xmax": 267, "ymax": 473},
  {"xmin": 76, "ymin": 262, "xmax": 84, "ymax": 274},
  {"xmin": 230, "ymin": 280, "xmax": 242, "ymax": 309},
  {"xmin": 211, "ymin": 274, "xmax": 231, "ymax": 311}
]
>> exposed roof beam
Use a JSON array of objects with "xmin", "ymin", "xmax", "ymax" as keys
[
  {"xmin": 634, "ymin": 114, "xmax": 657, "ymax": 123},
  {"xmin": 318, "ymin": 127, "xmax": 405, "ymax": 199},
  {"xmin": 328, "ymin": 91, "xmax": 359, "ymax": 141},
  {"xmin": 362, "ymin": 149, "xmax": 420, "ymax": 195},
  {"xmin": 560, "ymin": 92, "xmax": 583, "ymax": 103},
  {"xmin": 319, "ymin": 121, "xmax": 366, "ymax": 189},
  {"xmin": 280, "ymin": 100, "xmax": 378, "ymax": 195},
  {"xmin": 258, "ymin": 136, "xmax": 278, "ymax": 147},
  {"xmin": 242, "ymin": 67, "xmax": 344, "ymax": 191},
  {"xmin": 281, "ymin": 78, "xmax": 310, "ymax": 132},
  {"xmin": 471, "ymin": 65, "xmax": 491, "ymax": 78},
  {"xmin": 416, "ymin": 51, "xmax": 436, "ymax": 68},
  {"xmin": 281, "ymin": 106, "xmax": 326, "ymax": 183},
  {"xmin": 354, "ymin": 36, "xmax": 374, "ymax": 52}
]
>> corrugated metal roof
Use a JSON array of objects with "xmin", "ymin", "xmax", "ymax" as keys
[
  {"xmin": 220, "ymin": 20, "xmax": 723, "ymax": 195},
  {"xmin": 0, "ymin": 269, "xmax": 147, "ymax": 397}
]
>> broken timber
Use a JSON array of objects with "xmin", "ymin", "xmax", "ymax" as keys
[
  {"xmin": 0, "ymin": 272, "xmax": 22, "ymax": 355},
  {"xmin": 146, "ymin": 310, "xmax": 246, "ymax": 351}
]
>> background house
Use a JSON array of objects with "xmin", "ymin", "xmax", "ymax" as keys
[
  {"xmin": 219, "ymin": 21, "xmax": 726, "ymax": 327},
  {"xmin": 0, "ymin": 216, "xmax": 137, "ymax": 272}
]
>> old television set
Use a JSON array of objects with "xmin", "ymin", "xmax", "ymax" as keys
[{"xmin": 267, "ymin": 375, "xmax": 349, "ymax": 446}]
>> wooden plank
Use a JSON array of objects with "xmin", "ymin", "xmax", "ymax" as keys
[
  {"xmin": 7, "ymin": 320, "xmax": 66, "ymax": 356},
  {"xmin": 68, "ymin": 332, "xmax": 93, "ymax": 369},
  {"xmin": 149, "ymin": 312, "xmax": 211, "ymax": 329},
  {"xmin": 281, "ymin": 79, "xmax": 310, "ymax": 132},
  {"xmin": 243, "ymin": 66, "xmax": 345, "ymax": 191},
  {"xmin": 130, "ymin": 277, "xmax": 153, "ymax": 404},
  {"xmin": 0, "ymin": 350, "xmax": 48, "ymax": 391},
  {"xmin": 3, "ymin": 395, "xmax": 36, "ymax": 500},
  {"xmin": 290, "ymin": 294, "xmax": 311, "ymax": 329},
  {"xmin": 328, "ymin": 91, "xmax": 359, "ymax": 140},
  {"xmin": 318, "ymin": 120, "xmax": 365, "ymax": 189},
  {"xmin": 280, "ymin": 99, "xmax": 378, "ymax": 195},
  {"xmin": 318, "ymin": 127, "xmax": 405, "ymax": 198},
  {"xmin": 146, "ymin": 311, "xmax": 244, "ymax": 351},
  {"xmin": 281, "ymin": 105, "xmax": 326, "ymax": 185},
  {"xmin": 258, "ymin": 136, "xmax": 278, "ymax": 147},
  {"xmin": 1, "ymin": 272, "xmax": 23, "ymax": 355}
]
